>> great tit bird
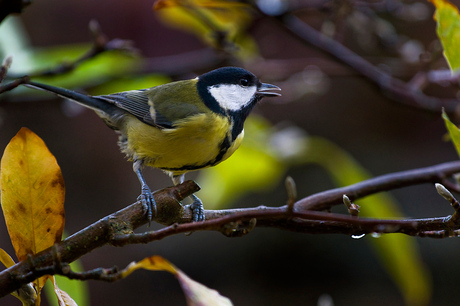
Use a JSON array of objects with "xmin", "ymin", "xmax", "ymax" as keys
[{"xmin": 23, "ymin": 67, "xmax": 281, "ymax": 222}]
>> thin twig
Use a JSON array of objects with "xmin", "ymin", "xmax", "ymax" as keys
[
  {"xmin": 276, "ymin": 13, "xmax": 460, "ymax": 115},
  {"xmin": 0, "ymin": 76, "xmax": 29, "ymax": 94}
]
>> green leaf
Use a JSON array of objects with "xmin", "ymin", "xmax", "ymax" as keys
[
  {"xmin": 442, "ymin": 109, "xmax": 460, "ymax": 157},
  {"xmin": 431, "ymin": 0, "xmax": 460, "ymax": 72}
]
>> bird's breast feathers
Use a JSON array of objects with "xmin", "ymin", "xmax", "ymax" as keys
[{"xmin": 121, "ymin": 112, "xmax": 243, "ymax": 174}]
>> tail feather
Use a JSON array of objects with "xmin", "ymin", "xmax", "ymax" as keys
[{"xmin": 24, "ymin": 81, "xmax": 114, "ymax": 115}]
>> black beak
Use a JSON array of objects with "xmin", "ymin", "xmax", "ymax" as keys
[{"xmin": 257, "ymin": 83, "xmax": 281, "ymax": 97}]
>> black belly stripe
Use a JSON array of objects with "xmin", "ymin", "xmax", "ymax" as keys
[{"xmin": 160, "ymin": 133, "xmax": 233, "ymax": 172}]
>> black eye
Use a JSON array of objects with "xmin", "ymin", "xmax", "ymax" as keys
[{"xmin": 240, "ymin": 78, "xmax": 249, "ymax": 86}]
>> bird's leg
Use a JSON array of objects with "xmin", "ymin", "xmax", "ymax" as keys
[
  {"xmin": 172, "ymin": 174, "xmax": 205, "ymax": 222},
  {"xmin": 133, "ymin": 159, "xmax": 157, "ymax": 224}
]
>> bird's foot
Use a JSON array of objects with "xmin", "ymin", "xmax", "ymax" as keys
[
  {"xmin": 137, "ymin": 185, "xmax": 157, "ymax": 225},
  {"xmin": 190, "ymin": 195, "xmax": 205, "ymax": 222}
]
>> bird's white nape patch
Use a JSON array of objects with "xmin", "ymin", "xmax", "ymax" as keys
[{"xmin": 208, "ymin": 84, "xmax": 257, "ymax": 111}]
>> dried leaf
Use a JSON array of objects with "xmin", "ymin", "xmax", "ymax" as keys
[
  {"xmin": 177, "ymin": 271, "xmax": 233, "ymax": 306},
  {"xmin": 122, "ymin": 255, "xmax": 233, "ymax": 305},
  {"xmin": 51, "ymin": 276, "xmax": 78, "ymax": 306}
]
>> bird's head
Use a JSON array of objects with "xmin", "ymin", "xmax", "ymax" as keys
[{"xmin": 196, "ymin": 67, "xmax": 281, "ymax": 117}]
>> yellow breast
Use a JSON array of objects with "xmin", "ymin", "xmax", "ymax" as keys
[{"xmin": 121, "ymin": 113, "xmax": 243, "ymax": 175}]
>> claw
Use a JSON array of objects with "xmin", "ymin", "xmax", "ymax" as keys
[
  {"xmin": 190, "ymin": 194, "xmax": 205, "ymax": 222},
  {"xmin": 137, "ymin": 185, "xmax": 157, "ymax": 225},
  {"xmin": 134, "ymin": 161, "xmax": 157, "ymax": 225}
]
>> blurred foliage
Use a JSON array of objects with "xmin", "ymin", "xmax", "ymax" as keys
[
  {"xmin": 23, "ymin": 44, "xmax": 140, "ymax": 88},
  {"xmin": 0, "ymin": 17, "xmax": 145, "ymax": 92},
  {"xmin": 431, "ymin": 0, "xmax": 460, "ymax": 72},
  {"xmin": 154, "ymin": 0, "xmax": 259, "ymax": 59}
]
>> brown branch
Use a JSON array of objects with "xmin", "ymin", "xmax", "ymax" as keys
[
  {"xmin": 2, "ymin": 161, "xmax": 460, "ymax": 297},
  {"xmin": 0, "ymin": 56, "xmax": 31, "ymax": 94},
  {"xmin": 111, "ymin": 208, "xmax": 453, "ymax": 246},
  {"xmin": 296, "ymin": 160, "xmax": 460, "ymax": 211},
  {"xmin": 0, "ymin": 76, "xmax": 29, "ymax": 94}
]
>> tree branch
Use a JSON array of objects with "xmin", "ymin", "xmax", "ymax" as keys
[
  {"xmin": 296, "ymin": 160, "xmax": 460, "ymax": 211},
  {"xmin": 2, "ymin": 161, "xmax": 460, "ymax": 297}
]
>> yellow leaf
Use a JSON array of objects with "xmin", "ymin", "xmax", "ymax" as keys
[
  {"xmin": 0, "ymin": 248, "xmax": 16, "ymax": 268},
  {"xmin": 0, "ymin": 127, "xmax": 65, "ymax": 262},
  {"xmin": 121, "ymin": 255, "xmax": 176, "ymax": 278}
]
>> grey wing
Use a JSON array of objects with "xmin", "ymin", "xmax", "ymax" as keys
[{"xmin": 95, "ymin": 89, "xmax": 161, "ymax": 127}]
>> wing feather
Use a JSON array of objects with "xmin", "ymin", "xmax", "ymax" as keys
[{"xmin": 96, "ymin": 90, "xmax": 172, "ymax": 128}]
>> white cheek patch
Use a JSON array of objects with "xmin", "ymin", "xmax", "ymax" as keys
[{"xmin": 208, "ymin": 84, "xmax": 257, "ymax": 111}]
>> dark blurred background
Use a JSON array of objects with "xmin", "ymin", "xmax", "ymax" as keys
[{"xmin": 1, "ymin": 0, "xmax": 460, "ymax": 305}]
